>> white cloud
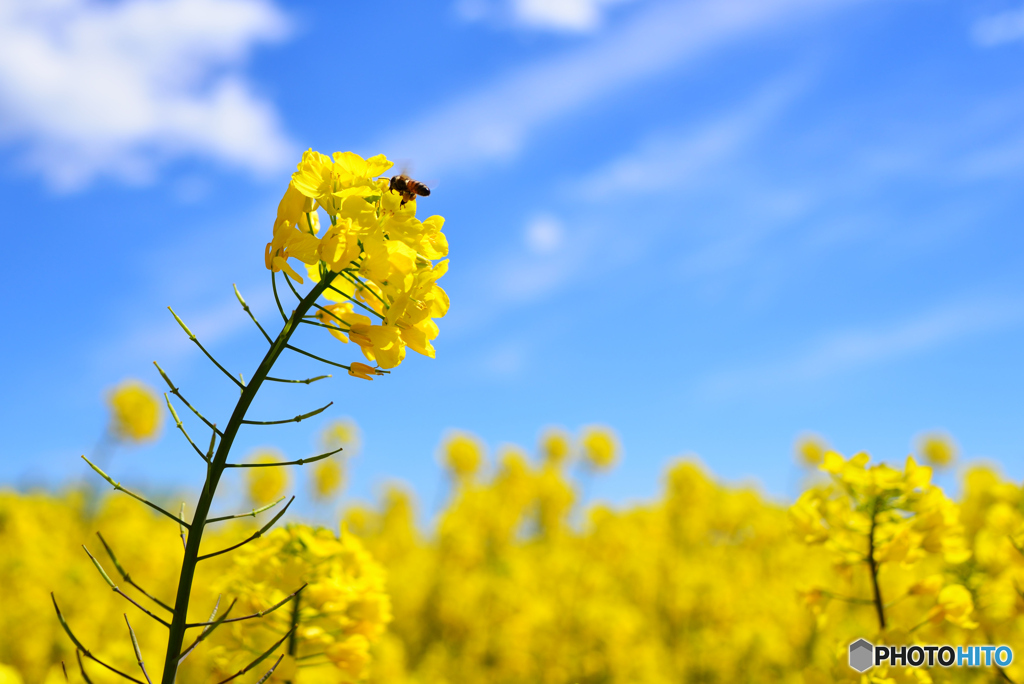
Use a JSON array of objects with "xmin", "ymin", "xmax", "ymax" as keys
[
  {"xmin": 525, "ymin": 213, "xmax": 565, "ymax": 254},
  {"xmin": 704, "ymin": 298, "xmax": 1024, "ymax": 398},
  {"xmin": 513, "ymin": 0, "xmax": 639, "ymax": 32},
  {"xmin": 388, "ymin": 0, "xmax": 877, "ymax": 177},
  {"xmin": 0, "ymin": 0, "xmax": 294, "ymax": 191},
  {"xmin": 456, "ymin": 0, "xmax": 639, "ymax": 32},
  {"xmin": 972, "ymin": 6, "xmax": 1024, "ymax": 47}
]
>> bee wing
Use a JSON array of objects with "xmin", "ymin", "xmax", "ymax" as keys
[{"xmin": 393, "ymin": 159, "xmax": 414, "ymax": 178}]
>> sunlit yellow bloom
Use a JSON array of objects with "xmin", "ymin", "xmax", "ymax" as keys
[
  {"xmin": 927, "ymin": 584, "xmax": 978, "ymax": 629},
  {"xmin": 313, "ymin": 458, "xmax": 344, "ymax": 501},
  {"xmin": 908, "ymin": 574, "xmax": 943, "ymax": 596},
  {"xmin": 917, "ymin": 431, "xmax": 958, "ymax": 467},
  {"xmin": 267, "ymin": 149, "xmax": 450, "ymax": 374},
  {"xmin": 107, "ymin": 379, "xmax": 162, "ymax": 442},
  {"xmin": 349, "ymin": 321, "xmax": 405, "ymax": 369},
  {"xmin": 540, "ymin": 427, "xmax": 573, "ymax": 467},
  {"xmin": 213, "ymin": 524, "xmax": 389, "ymax": 683},
  {"xmin": 795, "ymin": 432, "xmax": 828, "ymax": 466},
  {"xmin": 789, "ymin": 490, "xmax": 829, "ymax": 544},
  {"xmin": 321, "ymin": 417, "xmax": 361, "ymax": 453},
  {"xmin": 245, "ymin": 450, "xmax": 289, "ymax": 504},
  {"xmin": 0, "ymin": 664, "xmax": 23, "ymax": 684},
  {"xmin": 326, "ymin": 634, "xmax": 371, "ymax": 680},
  {"xmin": 440, "ymin": 431, "xmax": 484, "ymax": 479},
  {"xmin": 581, "ymin": 425, "xmax": 619, "ymax": 470}
]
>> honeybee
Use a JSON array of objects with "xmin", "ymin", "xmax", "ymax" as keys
[{"xmin": 389, "ymin": 174, "xmax": 431, "ymax": 206}]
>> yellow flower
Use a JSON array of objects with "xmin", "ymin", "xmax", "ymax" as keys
[
  {"xmin": 789, "ymin": 491, "xmax": 829, "ymax": 544},
  {"xmin": 540, "ymin": 427, "xmax": 573, "ymax": 467},
  {"xmin": 908, "ymin": 574, "xmax": 943, "ymax": 596},
  {"xmin": 268, "ymin": 149, "xmax": 451, "ymax": 375},
  {"xmin": 0, "ymin": 664, "xmax": 23, "ymax": 684},
  {"xmin": 214, "ymin": 524, "xmax": 389, "ymax": 682},
  {"xmin": 349, "ymin": 322, "xmax": 406, "ymax": 370},
  {"xmin": 917, "ymin": 431, "xmax": 957, "ymax": 468},
  {"xmin": 794, "ymin": 432, "xmax": 828, "ymax": 466},
  {"xmin": 321, "ymin": 417, "xmax": 361, "ymax": 454},
  {"xmin": 245, "ymin": 450, "xmax": 289, "ymax": 504},
  {"xmin": 107, "ymin": 379, "xmax": 162, "ymax": 442},
  {"xmin": 440, "ymin": 431, "xmax": 484, "ymax": 479},
  {"xmin": 581, "ymin": 425, "xmax": 619, "ymax": 470},
  {"xmin": 313, "ymin": 458, "xmax": 344, "ymax": 501},
  {"xmin": 927, "ymin": 584, "xmax": 978, "ymax": 629},
  {"xmin": 326, "ymin": 634, "xmax": 371, "ymax": 681}
]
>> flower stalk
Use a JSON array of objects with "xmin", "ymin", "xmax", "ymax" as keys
[{"xmin": 159, "ymin": 272, "xmax": 337, "ymax": 683}]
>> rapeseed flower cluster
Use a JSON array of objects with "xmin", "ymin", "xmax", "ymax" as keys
[
  {"xmin": 266, "ymin": 150, "xmax": 449, "ymax": 373},
  {"xmin": 791, "ymin": 449, "xmax": 1024, "ymax": 683},
  {"xmin": 210, "ymin": 525, "xmax": 390, "ymax": 683}
]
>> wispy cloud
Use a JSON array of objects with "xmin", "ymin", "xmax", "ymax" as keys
[
  {"xmin": 457, "ymin": 0, "xmax": 641, "ymax": 32},
  {"xmin": 101, "ymin": 294, "xmax": 257, "ymax": 369},
  {"xmin": 0, "ymin": 0, "xmax": 294, "ymax": 191},
  {"xmin": 476, "ymin": 339, "xmax": 530, "ymax": 378},
  {"xmin": 575, "ymin": 73, "xmax": 807, "ymax": 198},
  {"xmin": 703, "ymin": 297, "xmax": 1024, "ymax": 398},
  {"xmin": 972, "ymin": 5, "xmax": 1024, "ymax": 47},
  {"xmin": 386, "ymin": 0, "xmax": 877, "ymax": 177},
  {"xmin": 450, "ymin": 72, "xmax": 808, "ymax": 330}
]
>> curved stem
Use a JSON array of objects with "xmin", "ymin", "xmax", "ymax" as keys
[
  {"xmin": 159, "ymin": 272, "xmax": 338, "ymax": 684},
  {"xmin": 867, "ymin": 496, "xmax": 886, "ymax": 631}
]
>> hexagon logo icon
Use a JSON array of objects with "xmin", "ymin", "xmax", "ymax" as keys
[{"xmin": 849, "ymin": 639, "xmax": 874, "ymax": 672}]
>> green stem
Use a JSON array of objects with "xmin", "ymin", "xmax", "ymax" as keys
[
  {"xmin": 159, "ymin": 272, "xmax": 337, "ymax": 684},
  {"xmin": 867, "ymin": 496, "xmax": 886, "ymax": 631},
  {"xmin": 284, "ymin": 588, "xmax": 303, "ymax": 684}
]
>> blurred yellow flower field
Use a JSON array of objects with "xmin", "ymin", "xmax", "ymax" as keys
[{"xmin": 2, "ymin": 423, "xmax": 1021, "ymax": 683}]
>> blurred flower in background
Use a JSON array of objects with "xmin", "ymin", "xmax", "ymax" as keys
[
  {"xmin": 917, "ymin": 431, "xmax": 959, "ymax": 468},
  {"xmin": 313, "ymin": 458, "xmax": 344, "ymax": 502},
  {"xmin": 439, "ymin": 430, "xmax": 485, "ymax": 479},
  {"xmin": 246, "ymin": 449, "xmax": 289, "ymax": 504},
  {"xmin": 580, "ymin": 424, "xmax": 619, "ymax": 471},
  {"xmin": 794, "ymin": 432, "xmax": 829, "ymax": 467},
  {"xmin": 539, "ymin": 426, "xmax": 573, "ymax": 468},
  {"xmin": 106, "ymin": 379, "xmax": 162, "ymax": 443},
  {"xmin": 322, "ymin": 417, "xmax": 361, "ymax": 455},
  {"xmin": 312, "ymin": 418, "xmax": 362, "ymax": 501}
]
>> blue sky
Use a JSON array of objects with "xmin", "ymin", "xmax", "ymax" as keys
[{"xmin": 1, "ymin": 0, "xmax": 1023, "ymax": 519}]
